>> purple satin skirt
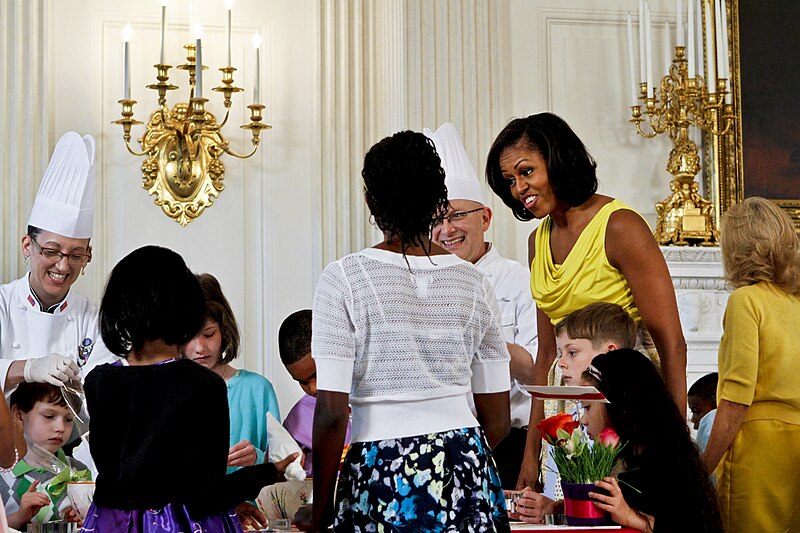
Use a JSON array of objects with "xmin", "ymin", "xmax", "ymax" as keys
[{"xmin": 80, "ymin": 503, "xmax": 243, "ymax": 532}]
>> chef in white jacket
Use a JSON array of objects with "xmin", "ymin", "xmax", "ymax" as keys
[
  {"xmin": 426, "ymin": 123, "xmax": 538, "ymax": 489},
  {"xmin": 1, "ymin": 131, "xmax": 118, "ymax": 394}
]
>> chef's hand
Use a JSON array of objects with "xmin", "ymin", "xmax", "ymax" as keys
[{"xmin": 23, "ymin": 353, "xmax": 79, "ymax": 386}]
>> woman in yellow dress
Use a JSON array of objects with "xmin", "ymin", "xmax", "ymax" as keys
[
  {"xmin": 485, "ymin": 113, "xmax": 686, "ymax": 489},
  {"xmin": 703, "ymin": 197, "xmax": 800, "ymax": 533}
]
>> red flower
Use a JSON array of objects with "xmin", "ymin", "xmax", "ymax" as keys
[
  {"xmin": 536, "ymin": 414, "xmax": 579, "ymax": 445},
  {"xmin": 597, "ymin": 427, "xmax": 621, "ymax": 447}
]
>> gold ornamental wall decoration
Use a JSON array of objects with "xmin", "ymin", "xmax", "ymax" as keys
[
  {"xmin": 112, "ymin": 3, "xmax": 269, "ymax": 226},
  {"xmin": 626, "ymin": 0, "xmax": 733, "ymax": 246}
]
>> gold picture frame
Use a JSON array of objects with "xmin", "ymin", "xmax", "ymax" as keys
[{"xmin": 718, "ymin": 0, "xmax": 800, "ymax": 229}]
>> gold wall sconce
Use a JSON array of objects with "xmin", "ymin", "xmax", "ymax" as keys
[{"xmin": 112, "ymin": 2, "xmax": 269, "ymax": 226}]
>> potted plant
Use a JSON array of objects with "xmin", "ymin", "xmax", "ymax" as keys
[{"xmin": 537, "ymin": 413, "xmax": 625, "ymax": 526}]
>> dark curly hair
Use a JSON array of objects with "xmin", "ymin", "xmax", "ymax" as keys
[
  {"xmin": 362, "ymin": 131, "xmax": 449, "ymax": 254},
  {"xmin": 583, "ymin": 349, "xmax": 723, "ymax": 533},
  {"xmin": 485, "ymin": 113, "xmax": 598, "ymax": 221},
  {"xmin": 196, "ymin": 273, "xmax": 241, "ymax": 364},
  {"xmin": 100, "ymin": 246, "xmax": 205, "ymax": 356},
  {"xmin": 278, "ymin": 309, "xmax": 312, "ymax": 366}
]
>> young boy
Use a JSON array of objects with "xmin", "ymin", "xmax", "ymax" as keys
[
  {"xmin": 0, "ymin": 382, "xmax": 90, "ymax": 529},
  {"xmin": 688, "ymin": 372, "xmax": 718, "ymax": 453},
  {"xmin": 538, "ymin": 302, "xmax": 638, "ymax": 501},
  {"xmin": 278, "ymin": 309, "xmax": 351, "ymax": 477},
  {"xmin": 555, "ymin": 302, "xmax": 638, "ymax": 385}
]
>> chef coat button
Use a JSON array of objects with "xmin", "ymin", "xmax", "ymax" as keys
[
  {"xmin": 67, "ymin": 315, "xmax": 75, "ymax": 322},
  {"xmin": 12, "ymin": 342, "xmax": 20, "ymax": 349},
  {"xmin": 18, "ymin": 305, "xmax": 26, "ymax": 311}
]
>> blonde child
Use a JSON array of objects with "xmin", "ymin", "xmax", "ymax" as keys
[
  {"xmin": 535, "ymin": 302, "xmax": 636, "ymax": 502},
  {"xmin": 0, "ymin": 383, "xmax": 88, "ymax": 529}
]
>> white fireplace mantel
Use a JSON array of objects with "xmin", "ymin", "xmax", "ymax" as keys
[{"xmin": 661, "ymin": 246, "xmax": 729, "ymax": 387}]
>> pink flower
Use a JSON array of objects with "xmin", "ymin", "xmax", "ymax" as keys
[{"xmin": 597, "ymin": 428, "xmax": 621, "ymax": 447}]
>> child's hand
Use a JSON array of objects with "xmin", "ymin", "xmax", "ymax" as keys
[
  {"xmin": 273, "ymin": 452, "xmax": 301, "ymax": 474},
  {"xmin": 235, "ymin": 501, "xmax": 267, "ymax": 530},
  {"xmin": 63, "ymin": 506, "xmax": 83, "ymax": 525},
  {"xmin": 293, "ymin": 504, "xmax": 315, "ymax": 532},
  {"xmin": 590, "ymin": 476, "xmax": 653, "ymax": 530},
  {"xmin": 513, "ymin": 488, "xmax": 556, "ymax": 523},
  {"xmin": 227, "ymin": 440, "xmax": 258, "ymax": 467},
  {"xmin": 18, "ymin": 480, "xmax": 51, "ymax": 521}
]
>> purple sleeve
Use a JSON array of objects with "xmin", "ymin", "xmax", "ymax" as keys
[{"xmin": 283, "ymin": 395, "xmax": 315, "ymax": 450}]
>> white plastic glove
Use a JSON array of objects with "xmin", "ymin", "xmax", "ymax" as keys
[{"xmin": 23, "ymin": 353, "xmax": 80, "ymax": 386}]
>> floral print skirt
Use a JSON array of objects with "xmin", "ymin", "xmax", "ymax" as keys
[{"xmin": 334, "ymin": 427, "xmax": 510, "ymax": 532}]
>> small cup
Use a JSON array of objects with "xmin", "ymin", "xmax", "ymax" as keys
[
  {"xmin": 272, "ymin": 517, "xmax": 292, "ymax": 530},
  {"xmin": 503, "ymin": 490, "xmax": 522, "ymax": 514},
  {"xmin": 544, "ymin": 513, "xmax": 566, "ymax": 525}
]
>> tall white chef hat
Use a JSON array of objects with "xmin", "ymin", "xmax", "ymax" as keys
[
  {"xmin": 28, "ymin": 132, "xmax": 96, "ymax": 239},
  {"xmin": 423, "ymin": 122, "xmax": 485, "ymax": 205}
]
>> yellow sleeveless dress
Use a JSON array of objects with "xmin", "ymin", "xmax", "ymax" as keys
[{"xmin": 531, "ymin": 199, "xmax": 641, "ymax": 326}]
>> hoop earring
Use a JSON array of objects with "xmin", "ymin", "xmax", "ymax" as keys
[{"xmin": 81, "ymin": 266, "xmax": 86, "ymax": 276}]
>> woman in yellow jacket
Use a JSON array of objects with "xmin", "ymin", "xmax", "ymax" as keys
[{"xmin": 703, "ymin": 197, "xmax": 800, "ymax": 533}]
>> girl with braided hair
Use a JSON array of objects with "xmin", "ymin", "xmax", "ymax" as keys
[{"xmin": 296, "ymin": 131, "xmax": 511, "ymax": 532}]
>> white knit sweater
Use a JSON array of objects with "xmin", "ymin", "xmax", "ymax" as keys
[{"xmin": 312, "ymin": 248, "xmax": 510, "ymax": 442}]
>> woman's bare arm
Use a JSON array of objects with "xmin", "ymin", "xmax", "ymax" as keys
[
  {"xmin": 703, "ymin": 399, "xmax": 748, "ymax": 473},
  {"xmin": 606, "ymin": 210, "xmax": 688, "ymax": 415}
]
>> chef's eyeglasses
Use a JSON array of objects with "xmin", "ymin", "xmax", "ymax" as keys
[
  {"xmin": 433, "ymin": 207, "xmax": 485, "ymax": 228},
  {"xmin": 30, "ymin": 237, "xmax": 90, "ymax": 267}
]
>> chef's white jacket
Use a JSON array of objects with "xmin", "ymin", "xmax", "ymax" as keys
[
  {"xmin": 474, "ymin": 244, "xmax": 538, "ymax": 428},
  {"xmin": 0, "ymin": 275, "xmax": 119, "ymax": 393}
]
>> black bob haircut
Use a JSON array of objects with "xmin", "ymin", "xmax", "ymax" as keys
[
  {"xmin": 485, "ymin": 112, "xmax": 598, "ymax": 221},
  {"xmin": 100, "ymin": 245, "xmax": 205, "ymax": 356}
]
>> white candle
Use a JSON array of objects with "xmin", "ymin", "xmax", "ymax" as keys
[
  {"xmin": 638, "ymin": 0, "xmax": 646, "ymax": 82},
  {"xmin": 626, "ymin": 12, "xmax": 638, "ymax": 104},
  {"xmin": 224, "ymin": 0, "xmax": 233, "ymax": 67},
  {"xmin": 252, "ymin": 32, "xmax": 261, "ymax": 103},
  {"xmin": 645, "ymin": 2, "xmax": 654, "ymax": 97},
  {"xmin": 695, "ymin": 0, "xmax": 703, "ymax": 78},
  {"xmin": 719, "ymin": 0, "xmax": 731, "ymax": 102},
  {"xmin": 687, "ymin": 0, "xmax": 696, "ymax": 77},
  {"xmin": 663, "ymin": 21, "xmax": 672, "ymax": 73},
  {"xmin": 705, "ymin": 0, "xmax": 716, "ymax": 92},
  {"xmin": 159, "ymin": 0, "xmax": 168, "ymax": 64},
  {"xmin": 195, "ymin": 23, "xmax": 203, "ymax": 98},
  {"xmin": 122, "ymin": 23, "xmax": 132, "ymax": 100},
  {"xmin": 676, "ymin": 0, "xmax": 684, "ymax": 46},
  {"xmin": 714, "ymin": 0, "xmax": 725, "ymax": 77},
  {"xmin": 718, "ymin": 0, "xmax": 730, "ymax": 79}
]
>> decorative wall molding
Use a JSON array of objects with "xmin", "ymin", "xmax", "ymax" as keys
[
  {"xmin": 661, "ymin": 246, "xmax": 723, "ymax": 263},
  {"xmin": 662, "ymin": 246, "xmax": 728, "ymax": 385}
]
